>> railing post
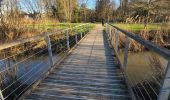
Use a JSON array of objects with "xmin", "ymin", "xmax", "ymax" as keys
[
  {"xmin": 83, "ymin": 25, "xmax": 85, "ymax": 36},
  {"xmin": 110, "ymin": 30, "xmax": 113, "ymax": 45},
  {"xmin": 66, "ymin": 29, "xmax": 70, "ymax": 50},
  {"xmin": 80, "ymin": 25, "xmax": 83, "ymax": 39},
  {"xmin": 158, "ymin": 61, "xmax": 170, "ymax": 100},
  {"xmin": 109, "ymin": 26, "xmax": 111, "ymax": 36},
  {"xmin": 81, "ymin": 32, "xmax": 83, "ymax": 39},
  {"xmin": 123, "ymin": 35, "xmax": 130, "ymax": 70},
  {"xmin": 106, "ymin": 23, "xmax": 108, "ymax": 33},
  {"xmin": 0, "ymin": 90, "xmax": 4, "ymax": 100},
  {"xmin": 75, "ymin": 29, "xmax": 78, "ymax": 44},
  {"xmin": 45, "ymin": 35, "xmax": 53, "ymax": 66},
  {"xmin": 106, "ymin": 25, "xmax": 110, "ymax": 39},
  {"xmin": 115, "ymin": 29, "xmax": 119, "ymax": 53}
]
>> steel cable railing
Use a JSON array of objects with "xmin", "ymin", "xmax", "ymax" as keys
[
  {"xmin": 139, "ymin": 71, "xmax": 162, "ymax": 87},
  {"xmin": 12, "ymin": 61, "xmax": 50, "ymax": 100},
  {"xmin": 0, "ymin": 45, "xmax": 48, "ymax": 74},
  {"xmin": 4, "ymin": 61, "xmax": 48, "ymax": 99},
  {"xmin": 1, "ymin": 46, "xmax": 49, "ymax": 92},
  {"xmin": 133, "ymin": 72, "xmax": 153, "ymax": 100},
  {"xmin": 127, "ymin": 63, "xmax": 161, "ymax": 100},
  {"xmin": 139, "ymin": 74, "xmax": 159, "ymax": 97},
  {"xmin": 106, "ymin": 23, "xmax": 170, "ymax": 100},
  {"xmin": 0, "ymin": 23, "xmax": 91, "ymax": 100},
  {"xmin": 140, "ymin": 72, "xmax": 161, "ymax": 93},
  {"xmin": 126, "ymin": 74, "xmax": 141, "ymax": 100},
  {"xmin": 0, "ymin": 42, "xmax": 40, "ymax": 62},
  {"xmin": 1, "ymin": 46, "xmax": 49, "ymax": 100},
  {"xmin": 2, "ymin": 61, "xmax": 44, "ymax": 93},
  {"xmin": 0, "ymin": 54, "xmax": 47, "ymax": 85},
  {"xmin": 128, "ymin": 74, "xmax": 146, "ymax": 100}
]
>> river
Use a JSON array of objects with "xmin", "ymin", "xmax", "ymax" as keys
[{"xmin": 118, "ymin": 51, "xmax": 168, "ymax": 99}]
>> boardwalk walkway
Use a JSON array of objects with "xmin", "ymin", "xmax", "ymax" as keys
[{"xmin": 25, "ymin": 25, "xmax": 132, "ymax": 100}]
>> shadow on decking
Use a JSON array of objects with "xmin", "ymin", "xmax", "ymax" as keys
[{"xmin": 24, "ymin": 29, "xmax": 131, "ymax": 100}]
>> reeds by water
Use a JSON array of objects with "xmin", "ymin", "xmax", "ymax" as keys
[{"xmin": 116, "ymin": 28, "xmax": 170, "ymax": 52}]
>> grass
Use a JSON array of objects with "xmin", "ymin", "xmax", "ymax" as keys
[
  {"xmin": 113, "ymin": 23, "xmax": 161, "ymax": 32},
  {"xmin": 21, "ymin": 23, "xmax": 92, "ymax": 39},
  {"xmin": 26, "ymin": 23, "xmax": 84, "ymax": 30}
]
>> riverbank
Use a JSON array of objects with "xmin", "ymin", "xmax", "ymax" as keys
[{"xmin": 111, "ymin": 23, "xmax": 170, "ymax": 51}]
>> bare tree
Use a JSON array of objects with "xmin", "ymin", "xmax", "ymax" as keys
[
  {"xmin": 96, "ymin": 0, "xmax": 116, "ymax": 22},
  {"xmin": 78, "ymin": 0, "xmax": 89, "ymax": 22},
  {"xmin": 56, "ymin": 0, "xmax": 77, "ymax": 22},
  {"xmin": 0, "ymin": 0, "xmax": 23, "ymax": 42},
  {"xmin": 128, "ymin": 0, "xmax": 170, "ymax": 25},
  {"xmin": 120, "ymin": 0, "xmax": 128, "ymax": 15}
]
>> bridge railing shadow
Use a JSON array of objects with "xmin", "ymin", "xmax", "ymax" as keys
[
  {"xmin": 0, "ymin": 23, "xmax": 92, "ymax": 100},
  {"xmin": 106, "ymin": 23, "xmax": 170, "ymax": 100}
]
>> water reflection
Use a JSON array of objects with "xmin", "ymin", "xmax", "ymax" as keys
[
  {"xmin": 0, "ymin": 52, "xmax": 51, "ymax": 99},
  {"xmin": 118, "ymin": 51, "xmax": 168, "ymax": 100},
  {"xmin": 119, "ymin": 51, "xmax": 167, "ymax": 82}
]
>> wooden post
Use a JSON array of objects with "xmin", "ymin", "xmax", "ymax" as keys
[
  {"xmin": 158, "ymin": 61, "xmax": 170, "ymax": 100},
  {"xmin": 66, "ymin": 30, "xmax": 70, "ymax": 50},
  {"xmin": 123, "ymin": 35, "xmax": 130, "ymax": 70},
  {"xmin": 45, "ymin": 35, "xmax": 53, "ymax": 66}
]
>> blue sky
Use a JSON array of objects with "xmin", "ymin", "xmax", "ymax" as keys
[
  {"xmin": 86, "ymin": 0, "xmax": 96, "ymax": 9},
  {"xmin": 87, "ymin": 0, "xmax": 120, "ymax": 9}
]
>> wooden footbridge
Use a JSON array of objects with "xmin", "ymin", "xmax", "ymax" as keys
[{"xmin": 0, "ymin": 24, "xmax": 170, "ymax": 100}]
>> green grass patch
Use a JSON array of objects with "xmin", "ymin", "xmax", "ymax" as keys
[
  {"xmin": 26, "ymin": 23, "xmax": 95, "ymax": 36},
  {"xmin": 26, "ymin": 23, "xmax": 84, "ymax": 30},
  {"xmin": 113, "ymin": 23, "xmax": 161, "ymax": 32}
]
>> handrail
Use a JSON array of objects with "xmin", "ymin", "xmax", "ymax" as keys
[
  {"xmin": 106, "ymin": 23, "xmax": 170, "ymax": 100},
  {"xmin": 0, "ymin": 23, "xmax": 89, "ymax": 51},
  {"xmin": 108, "ymin": 23, "xmax": 170, "ymax": 60},
  {"xmin": 0, "ymin": 23, "xmax": 90, "ymax": 100}
]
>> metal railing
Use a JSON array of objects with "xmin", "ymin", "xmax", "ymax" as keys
[
  {"xmin": 0, "ymin": 23, "xmax": 91, "ymax": 100},
  {"xmin": 106, "ymin": 23, "xmax": 170, "ymax": 100}
]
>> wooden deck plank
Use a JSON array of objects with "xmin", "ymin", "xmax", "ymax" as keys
[{"xmin": 24, "ymin": 25, "xmax": 132, "ymax": 100}]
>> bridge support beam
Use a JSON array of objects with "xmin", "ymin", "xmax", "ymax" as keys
[
  {"xmin": 45, "ymin": 35, "xmax": 54, "ymax": 66},
  {"xmin": 158, "ymin": 61, "xmax": 170, "ymax": 100}
]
